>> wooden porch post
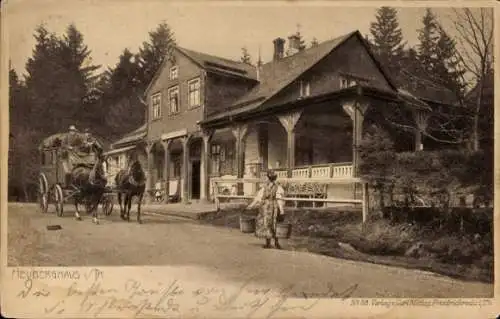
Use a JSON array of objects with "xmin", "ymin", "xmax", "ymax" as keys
[
  {"xmin": 277, "ymin": 110, "xmax": 303, "ymax": 177},
  {"xmin": 145, "ymin": 142, "xmax": 155, "ymax": 203},
  {"xmin": 161, "ymin": 139, "xmax": 172, "ymax": 203},
  {"xmin": 181, "ymin": 135, "xmax": 192, "ymax": 204},
  {"xmin": 412, "ymin": 110, "xmax": 429, "ymax": 151},
  {"xmin": 201, "ymin": 129, "xmax": 214, "ymax": 202},
  {"xmin": 231, "ymin": 124, "xmax": 248, "ymax": 195},
  {"xmin": 342, "ymin": 101, "xmax": 368, "ymax": 178}
]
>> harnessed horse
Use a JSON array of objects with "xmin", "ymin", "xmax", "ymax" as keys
[
  {"xmin": 70, "ymin": 143, "xmax": 107, "ymax": 224},
  {"xmin": 115, "ymin": 157, "xmax": 146, "ymax": 224}
]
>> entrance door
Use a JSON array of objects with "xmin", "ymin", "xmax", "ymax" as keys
[{"xmin": 191, "ymin": 160, "xmax": 201, "ymax": 200}]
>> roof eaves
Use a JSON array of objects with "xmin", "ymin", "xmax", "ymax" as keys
[{"xmin": 356, "ymin": 31, "xmax": 399, "ymax": 91}]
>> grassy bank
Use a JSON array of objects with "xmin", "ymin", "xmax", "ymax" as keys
[{"xmin": 200, "ymin": 207, "xmax": 493, "ymax": 283}]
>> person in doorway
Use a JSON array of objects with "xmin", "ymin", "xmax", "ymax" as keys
[{"xmin": 247, "ymin": 170, "xmax": 286, "ymax": 249}]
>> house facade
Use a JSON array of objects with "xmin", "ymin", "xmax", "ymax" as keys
[
  {"xmin": 103, "ymin": 124, "xmax": 148, "ymax": 186},
  {"xmin": 144, "ymin": 46, "xmax": 258, "ymax": 203},
  {"xmin": 113, "ymin": 29, "xmax": 455, "ymax": 204}
]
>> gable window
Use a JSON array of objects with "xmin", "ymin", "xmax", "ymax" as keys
[
  {"xmin": 299, "ymin": 80, "xmax": 311, "ymax": 97},
  {"xmin": 168, "ymin": 86, "xmax": 180, "ymax": 114},
  {"xmin": 170, "ymin": 66, "xmax": 178, "ymax": 80},
  {"xmin": 340, "ymin": 75, "xmax": 368, "ymax": 89},
  {"xmin": 188, "ymin": 78, "xmax": 201, "ymax": 108},
  {"xmin": 151, "ymin": 93, "xmax": 162, "ymax": 120}
]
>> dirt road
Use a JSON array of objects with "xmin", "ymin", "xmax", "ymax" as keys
[{"xmin": 7, "ymin": 203, "xmax": 493, "ymax": 298}]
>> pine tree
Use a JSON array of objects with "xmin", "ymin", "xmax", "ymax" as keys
[
  {"xmin": 24, "ymin": 25, "xmax": 65, "ymax": 133},
  {"xmin": 109, "ymin": 49, "xmax": 142, "ymax": 96},
  {"xmin": 9, "ymin": 66, "xmax": 29, "ymax": 131},
  {"xmin": 138, "ymin": 22, "xmax": 176, "ymax": 89},
  {"xmin": 57, "ymin": 23, "xmax": 101, "ymax": 129},
  {"xmin": 240, "ymin": 47, "xmax": 252, "ymax": 65},
  {"xmin": 435, "ymin": 27, "xmax": 466, "ymax": 98},
  {"xmin": 99, "ymin": 49, "xmax": 144, "ymax": 139},
  {"xmin": 417, "ymin": 9, "xmax": 440, "ymax": 78},
  {"xmin": 369, "ymin": 7, "xmax": 406, "ymax": 79}
]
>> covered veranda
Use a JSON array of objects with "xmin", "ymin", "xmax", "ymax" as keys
[{"xmin": 199, "ymin": 86, "xmax": 430, "ymax": 203}]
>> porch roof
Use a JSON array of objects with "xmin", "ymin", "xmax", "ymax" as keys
[
  {"xmin": 200, "ymin": 84, "xmax": 399, "ymax": 128},
  {"xmin": 104, "ymin": 145, "xmax": 136, "ymax": 156},
  {"xmin": 111, "ymin": 123, "xmax": 147, "ymax": 149}
]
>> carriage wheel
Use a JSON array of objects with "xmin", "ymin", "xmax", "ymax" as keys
[
  {"xmin": 54, "ymin": 184, "xmax": 64, "ymax": 217},
  {"xmin": 38, "ymin": 174, "xmax": 49, "ymax": 214},
  {"xmin": 39, "ymin": 191, "xmax": 48, "ymax": 214},
  {"xmin": 102, "ymin": 196, "xmax": 114, "ymax": 216}
]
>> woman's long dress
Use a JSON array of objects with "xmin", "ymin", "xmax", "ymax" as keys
[{"xmin": 255, "ymin": 182, "xmax": 284, "ymax": 239}]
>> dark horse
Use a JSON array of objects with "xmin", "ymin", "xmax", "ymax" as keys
[
  {"xmin": 70, "ymin": 144, "xmax": 107, "ymax": 224},
  {"xmin": 115, "ymin": 156, "xmax": 146, "ymax": 224}
]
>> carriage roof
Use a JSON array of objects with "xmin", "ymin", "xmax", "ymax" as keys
[
  {"xmin": 39, "ymin": 131, "xmax": 108, "ymax": 166},
  {"xmin": 39, "ymin": 131, "xmax": 106, "ymax": 150}
]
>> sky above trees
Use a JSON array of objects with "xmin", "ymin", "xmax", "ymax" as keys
[{"xmin": 7, "ymin": 1, "xmax": 467, "ymax": 76}]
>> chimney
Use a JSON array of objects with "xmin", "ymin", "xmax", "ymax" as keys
[
  {"xmin": 273, "ymin": 37, "xmax": 285, "ymax": 61},
  {"xmin": 287, "ymin": 33, "xmax": 301, "ymax": 56}
]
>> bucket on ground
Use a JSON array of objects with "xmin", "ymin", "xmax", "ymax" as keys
[
  {"xmin": 239, "ymin": 215, "xmax": 256, "ymax": 233},
  {"xmin": 276, "ymin": 223, "xmax": 292, "ymax": 239}
]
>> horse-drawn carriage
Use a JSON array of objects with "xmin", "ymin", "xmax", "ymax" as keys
[{"xmin": 37, "ymin": 129, "xmax": 114, "ymax": 218}]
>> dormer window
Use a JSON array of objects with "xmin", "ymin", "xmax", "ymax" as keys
[
  {"xmin": 170, "ymin": 66, "xmax": 178, "ymax": 80},
  {"xmin": 299, "ymin": 80, "xmax": 310, "ymax": 97}
]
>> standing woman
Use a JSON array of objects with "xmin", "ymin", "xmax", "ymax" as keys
[{"xmin": 247, "ymin": 170, "xmax": 286, "ymax": 249}]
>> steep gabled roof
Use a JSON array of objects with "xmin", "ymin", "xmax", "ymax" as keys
[
  {"xmin": 177, "ymin": 47, "xmax": 257, "ymax": 80},
  {"xmin": 395, "ymin": 70, "xmax": 459, "ymax": 106},
  {"xmin": 203, "ymin": 30, "xmax": 398, "ymax": 123},
  {"xmin": 145, "ymin": 46, "xmax": 258, "ymax": 96}
]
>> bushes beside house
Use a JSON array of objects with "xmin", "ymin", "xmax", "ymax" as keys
[{"xmin": 359, "ymin": 125, "xmax": 493, "ymax": 215}]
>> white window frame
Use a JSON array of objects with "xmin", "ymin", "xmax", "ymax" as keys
[
  {"xmin": 299, "ymin": 80, "xmax": 311, "ymax": 97},
  {"xmin": 170, "ymin": 66, "xmax": 178, "ymax": 80},
  {"xmin": 151, "ymin": 92, "xmax": 162, "ymax": 119},
  {"xmin": 168, "ymin": 86, "xmax": 180, "ymax": 114},
  {"xmin": 188, "ymin": 77, "xmax": 201, "ymax": 108}
]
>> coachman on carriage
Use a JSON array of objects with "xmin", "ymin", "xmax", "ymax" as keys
[{"xmin": 38, "ymin": 125, "xmax": 113, "ymax": 223}]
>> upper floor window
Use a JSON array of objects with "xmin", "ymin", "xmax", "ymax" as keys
[
  {"xmin": 299, "ymin": 80, "xmax": 311, "ymax": 97},
  {"xmin": 168, "ymin": 86, "xmax": 180, "ymax": 114},
  {"xmin": 188, "ymin": 78, "xmax": 201, "ymax": 108},
  {"xmin": 170, "ymin": 66, "xmax": 178, "ymax": 80},
  {"xmin": 151, "ymin": 93, "xmax": 162, "ymax": 120}
]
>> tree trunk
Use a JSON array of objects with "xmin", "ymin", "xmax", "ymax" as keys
[{"xmin": 472, "ymin": 74, "xmax": 485, "ymax": 151}]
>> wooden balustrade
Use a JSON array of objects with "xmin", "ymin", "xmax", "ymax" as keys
[{"xmin": 255, "ymin": 162, "xmax": 353, "ymax": 180}]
